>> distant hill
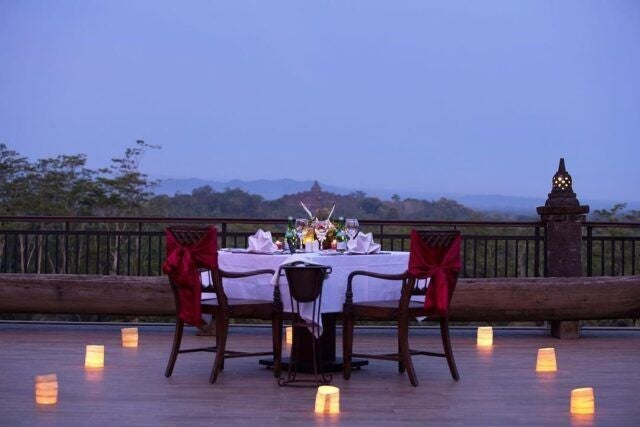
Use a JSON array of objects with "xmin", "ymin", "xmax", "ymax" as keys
[
  {"xmin": 152, "ymin": 177, "xmax": 638, "ymax": 215},
  {"xmin": 155, "ymin": 178, "xmax": 351, "ymax": 200}
]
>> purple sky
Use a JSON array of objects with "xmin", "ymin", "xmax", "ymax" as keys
[{"xmin": 1, "ymin": 1, "xmax": 639, "ymax": 201}]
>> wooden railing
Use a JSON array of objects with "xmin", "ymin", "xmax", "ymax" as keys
[
  {"xmin": 0, "ymin": 216, "xmax": 638, "ymax": 278},
  {"xmin": 584, "ymin": 222, "xmax": 640, "ymax": 276}
]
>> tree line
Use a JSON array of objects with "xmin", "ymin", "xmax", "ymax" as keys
[
  {"xmin": 2, "ymin": 141, "xmax": 638, "ymax": 222},
  {"xmin": 0, "ymin": 141, "xmax": 482, "ymax": 220}
]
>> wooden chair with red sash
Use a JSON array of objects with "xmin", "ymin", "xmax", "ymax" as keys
[
  {"xmin": 342, "ymin": 229, "xmax": 462, "ymax": 386},
  {"xmin": 163, "ymin": 225, "xmax": 283, "ymax": 383}
]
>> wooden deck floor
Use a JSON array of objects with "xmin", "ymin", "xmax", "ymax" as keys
[{"xmin": 1, "ymin": 323, "xmax": 639, "ymax": 426}]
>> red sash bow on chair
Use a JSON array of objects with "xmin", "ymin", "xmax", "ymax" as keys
[
  {"xmin": 408, "ymin": 230, "xmax": 462, "ymax": 317},
  {"xmin": 162, "ymin": 226, "xmax": 218, "ymax": 327}
]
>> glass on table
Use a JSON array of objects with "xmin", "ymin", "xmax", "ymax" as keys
[
  {"xmin": 314, "ymin": 219, "xmax": 330, "ymax": 250},
  {"xmin": 345, "ymin": 218, "xmax": 360, "ymax": 240},
  {"xmin": 295, "ymin": 218, "xmax": 308, "ymax": 250}
]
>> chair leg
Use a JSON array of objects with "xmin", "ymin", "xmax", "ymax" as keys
[
  {"xmin": 165, "ymin": 319, "xmax": 184, "ymax": 377},
  {"xmin": 399, "ymin": 317, "xmax": 418, "ymax": 386},
  {"xmin": 342, "ymin": 312, "xmax": 354, "ymax": 380},
  {"xmin": 210, "ymin": 315, "xmax": 228, "ymax": 384},
  {"xmin": 272, "ymin": 312, "xmax": 283, "ymax": 378},
  {"xmin": 440, "ymin": 317, "xmax": 460, "ymax": 381},
  {"xmin": 398, "ymin": 333, "xmax": 405, "ymax": 373}
]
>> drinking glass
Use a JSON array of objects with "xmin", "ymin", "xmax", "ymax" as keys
[
  {"xmin": 314, "ymin": 219, "xmax": 330, "ymax": 251},
  {"xmin": 345, "ymin": 218, "xmax": 360, "ymax": 240},
  {"xmin": 295, "ymin": 218, "xmax": 308, "ymax": 250}
]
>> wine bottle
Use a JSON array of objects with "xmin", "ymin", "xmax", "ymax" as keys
[
  {"xmin": 335, "ymin": 217, "xmax": 347, "ymax": 252},
  {"xmin": 284, "ymin": 216, "xmax": 297, "ymax": 254}
]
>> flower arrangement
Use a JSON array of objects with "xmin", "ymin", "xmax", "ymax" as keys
[
  {"xmin": 300, "ymin": 201, "xmax": 335, "ymax": 223},
  {"xmin": 300, "ymin": 201, "xmax": 337, "ymax": 248}
]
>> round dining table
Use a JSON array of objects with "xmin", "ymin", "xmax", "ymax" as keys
[{"xmin": 217, "ymin": 249, "xmax": 410, "ymax": 372}]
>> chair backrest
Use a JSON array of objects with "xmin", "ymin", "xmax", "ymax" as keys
[
  {"xmin": 163, "ymin": 225, "xmax": 219, "ymax": 326},
  {"xmin": 167, "ymin": 225, "xmax": 217, "ymax": 251},
  {"xmin": 280, "ymin": 262, "xmax": 332, "ymax": 303},
  {"xmin": 414, "ymin": 230, "xmax": 460, "ymax": 249},
  {"xmin": 165, "ymin": 225, "xmax": 219, "ymax": 277},
  {"xmin": 402, "ymin": 229, "xmax": 462, "ymax": 316}
]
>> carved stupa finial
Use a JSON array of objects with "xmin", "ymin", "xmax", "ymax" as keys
[
  {"xmin": 537, "ymin": 158, "xmax": 588, "ymax": 214},
  {"xmin": 551, "ymin": 158, "xmax": 573, "ymax": 193}
]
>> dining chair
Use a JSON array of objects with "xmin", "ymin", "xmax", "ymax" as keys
[
  {"xmin": 342, "ymin": 229, "xmax": 462, "ymax": 386},
  {"xmin": 163, "ymin": 225, "xmax": 283, "ymax": 383},
  {"xmin": 276, "ymin": 261, "xmax": 333, "ymax": 387}
]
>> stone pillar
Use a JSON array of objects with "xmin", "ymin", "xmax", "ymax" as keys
[{"xmin": 536, "ymin": 158, "xmax": 589, "ymax": 339}]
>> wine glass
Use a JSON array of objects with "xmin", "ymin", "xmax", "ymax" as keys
[
  {"xmin": 345, "ymin": 218, "xmax": 360, "ymax": 241},
  {"xmin": 295, "ymin": 218, "xmax": 308, "ymax": 250},
  {"xmin": 314, "ymin": 219, "xmax": 329, "ymax": 251}
]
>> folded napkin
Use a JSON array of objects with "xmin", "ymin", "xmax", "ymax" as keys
[
  {"xmin": 347, "ymin": 232, "xmax": 381, "ymax": 254},
  {"xmin": 247, "ymin": 229, "xmax": 278, "ymax": 254}
]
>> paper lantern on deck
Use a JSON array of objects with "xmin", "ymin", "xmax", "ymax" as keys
[
  {"xmin": 35, "ymin": 373, "xmax": 58, "ymax": 405},
  {"xmin": 536, "ymin": 348, "xmax": 557, "ymax": 372},
  {"xmin": 477, "ymin": 327, "xmax": 493, "ymax": 347},
  {"xmin": 315, "ymin": 385, "xmax": 340, "ymax": 414},
  {"xmin": 121, "ymin": 327, "xmax": 139, "ymax": 347},
  {"xmin": 570, "ymin": 387, "xmax": 595, "ymax": 415},
  {"xmin": 285, "ymin": 326, "xmax": 293, "ymax": 344},
  {"xmin": 85, "ymin": 345, "xmax": 104, "ymax": 368}
]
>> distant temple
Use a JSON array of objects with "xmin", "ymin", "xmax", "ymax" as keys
[{"xmin": 310, "ymin": 181, "xmax": 322, "ymax": 193}]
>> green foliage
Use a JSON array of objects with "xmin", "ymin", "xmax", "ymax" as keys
[
  {"xmin": 95, "ymin": 140, "xmax": 160, "ymax": 215},
  {"xmin": 3, "ymin": 142, "xmax": 638, "ymax": 226},
  {"xmin": 591, "ymin": 203, "xmax": 640, "ymax": 222},
  {"xmin": 0, "ymin": 141, "xmax": 158, "ymax": 216},
  {"xmin": 0, "ymin": 142, "xmax": 536, "ymax": 221},
  {"xmin": 28, "ymin": 154, "xmax": 97, "ymax": 215},
  {"xmin": 147, "ymin": 182, "xmax": 483, "ymax": 221},
  {"xmin": 0, "ymin": 144, "xmax": 32, "ymax": 215}
]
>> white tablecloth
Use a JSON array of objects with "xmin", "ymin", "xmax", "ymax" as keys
[{"xmin": 217, "ymin": 251, "xmax": 410, "ymax": 315}]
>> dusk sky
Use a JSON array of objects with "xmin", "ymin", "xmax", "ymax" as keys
[{"xmin": 1, "ymin": 1, "xmax": 639, "ymax": 202}]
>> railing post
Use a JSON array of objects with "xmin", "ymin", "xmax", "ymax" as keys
[
  {"xmin": 586, "ymin": 226, "xmax": 593, "ymax": 277},
  {"xmin": 64, "ymin": 221, "xmax": 69, "ymax": 274},
  {"xmin": 537, "ymin": 158, "xmax": 589, "ymax": 339},
  {"xmin": 221, "ymin": 222, "xmax": 227, "ymax": 249},
  {"xmin": 534, "ymin": 226, "xmax": 541, "ymax": 277}
]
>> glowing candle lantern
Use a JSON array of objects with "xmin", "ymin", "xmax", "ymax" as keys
[
  {"xmin": 477, "ymin": 326, "xmax": 493, "ymax": 347},
  {"xmin": 35, "ymin": 373, "xmax": 58, "ymax": 405},
  {"xmin": 85, "ymin": 345, "xmax": 104, "ymax": 368},
  {"xmin": 570, "ymin": 387, "xmax": 595, "ymax": 415},
  {"xmin": 121, "ymin": 327, "xmax": 139, "ymax": 347},
  {"xmin": 315, "ymin": 385, "xmax": 340, "ymax": 414},
  {"xmin": 536, "ymin": 347, "xmax": 557, "ymax": 372},
  {"xmin": 303, "ymin": 229, "xmax": 315, "ymax": 244},
  {"xmin": 285, "ymin": 326, "xmax": 293, "ymax": 344}
]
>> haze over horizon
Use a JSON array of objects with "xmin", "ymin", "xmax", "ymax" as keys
[{"xmin": 1, "ymin": 1, "xmax": 639, "ymax": 201}]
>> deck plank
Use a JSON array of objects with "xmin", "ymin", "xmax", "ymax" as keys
[{"xmin": 1, "ymin": 323, "xmax": 639, "ymax": 426}]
